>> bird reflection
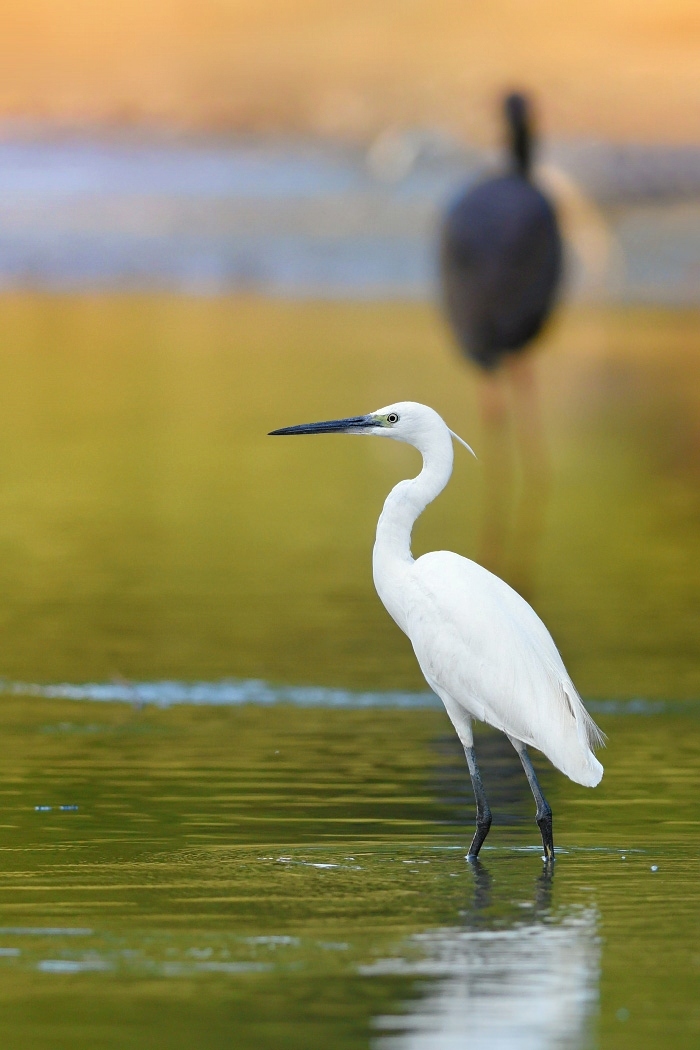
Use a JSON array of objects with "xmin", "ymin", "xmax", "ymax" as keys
[
  {"xmin": 369, "ymin": 859, "xmax": 598, "ymax": 1050},
  {"xmin": 440, "ymin": 92, "xmax": 561, "ymax": 599},
  {"xmin": 463, "ymin": 856, "xmax": 553, "ymax": 928},
  {"xmin": 464, "ymin": 858, "xmax": 493, "ymax": 920}
]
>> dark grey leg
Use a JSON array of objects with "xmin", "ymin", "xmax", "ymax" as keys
[
  {"xmin": 510, "ymin": 737, "xmax": 554, "ymax": 861},
  {"xmin": 464, "ymin": 745, "xmax": 492, "ymax": 859}
]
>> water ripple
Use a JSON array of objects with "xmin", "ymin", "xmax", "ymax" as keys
[
  {"xmin": 5, "ymin": 678, "xmax": 441, "ymax": 709},
  {"xmin": 3, "ymin": 679, "xmax": 699, "ymax": 714}
]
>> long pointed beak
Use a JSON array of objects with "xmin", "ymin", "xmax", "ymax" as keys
[{"xmin": 269, "ymin": 415, "xmax": 374, "ymax": 436}]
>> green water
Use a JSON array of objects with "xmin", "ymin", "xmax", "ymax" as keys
[{"xmin": 0, "ymin": 296, "xmax": 697, "ymax": 1047}]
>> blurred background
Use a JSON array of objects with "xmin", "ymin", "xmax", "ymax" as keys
[
  {"xmin": 0, "ymin": 4, "xmax": 697, "ymax": 1049},
  {"xmin": 0, "ymin": 0, "xmax": 696, "ymax": 300},
  {"xmin": 0, "ymin": 0, "xmax": 696, "ymax": 698}
]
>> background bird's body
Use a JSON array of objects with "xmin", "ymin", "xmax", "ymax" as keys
[
  {"xmin": 438, "ymin": 93, "xmax": 563, "ymax": 594},
  {"xmin": 440, "ymin": 174, "xmax": 562, "ymax": 371}
]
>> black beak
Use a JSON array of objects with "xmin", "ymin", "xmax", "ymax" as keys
[{"xmin": 269, "ymin": 415, "xmax": 374, "ymax": 436}]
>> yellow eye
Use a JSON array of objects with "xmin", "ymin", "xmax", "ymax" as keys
[{"xmin": 387, "ymin": 413, "xmax": 399, "ymax": 424}]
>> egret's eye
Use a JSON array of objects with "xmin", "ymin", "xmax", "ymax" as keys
[{"xmin": 386, "ymin": 413, "xmax": 399, "ymax": 424}]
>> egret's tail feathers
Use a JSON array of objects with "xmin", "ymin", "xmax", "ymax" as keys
[
  {"xmin": 580, "ymin": 702, "xmax": 606, "ymax": 751},
  {"xmin": 552, "ymin": 736, "xmax": 604, "ymax": 787},
  {"xmin": 573, "ymin": 690, "xmax": 605, "ymax": 786},
  {"xmin": 576, "ymin": 752, "xmax": 604, "ymax": 788},
  {"xmin": 560, "ymin": 680, "xmax": 605, "ymax": 750},
  {"xmin": 554, "ymin": 683, "xmax": 605, "ymax": 786}
]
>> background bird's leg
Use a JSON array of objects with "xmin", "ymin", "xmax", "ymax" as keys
[
  {"xmin": 477, "ymin": 368, "xmax": 512, "ymax": 578},
  {"xmin": 508, "ymin": 736, "xmax": 554, "ymax": 861},
  {"xmin": 506, "ymin": 355, "xmax": 550, "ymax": 601},
  {"xmin": 464, "ymin": 744, "xmax": 492, "ymax": 859}
]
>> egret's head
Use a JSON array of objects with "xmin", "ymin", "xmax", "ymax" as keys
[{"xmin": 269, "ymin": 400, "xmax": 475, "ymax": 456}]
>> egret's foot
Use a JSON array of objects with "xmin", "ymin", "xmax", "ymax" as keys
[
  {"xmin": 536, "ymin": 805, "xmax": 554, "ymax": 862},
  {"xmin": 467, "ymin": 814, "xmax": 492, "ymax": 860},
  {"xmin": 463, "ymin": 744, "xmax": 492, "ymax": 860}
]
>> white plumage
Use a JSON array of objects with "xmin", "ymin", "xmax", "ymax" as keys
[
  {"xmin": 271, "ymin": 400, "xmax": 604, "ymax": 861},
  {"xmin": 394, "ymin": 551, "xmax": 603, "ymax": 786}
]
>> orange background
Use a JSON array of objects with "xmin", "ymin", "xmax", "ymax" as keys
[{"xmin": 0, "ymin": 0, "xmax": 697, "ymax": 142}]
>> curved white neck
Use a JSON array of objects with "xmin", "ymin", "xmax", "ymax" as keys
[{"xmin": 373, "ymin": 426, "xmax": 454, "ymax": 569}]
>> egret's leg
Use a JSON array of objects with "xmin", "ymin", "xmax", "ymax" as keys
[
  {"xmin": 509, "ymin": 737, "xmax": 554, "ymax": 861},
  {"xmin": 439, "ymin": 696, "xmax": 492, "ymax": 860},
  {"xmin": 464, "ymin": 744, "xmax": 492, "ymax": 860}
]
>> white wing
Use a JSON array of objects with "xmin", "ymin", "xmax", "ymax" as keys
[{"xmin": 403, "ymin": 551, "xmax": 603, "ymax": 787}]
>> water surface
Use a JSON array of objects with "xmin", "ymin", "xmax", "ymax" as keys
[
  {"xmin": 0, "ymin": 296, "xmax": 697, "ymax": 1047},
  {"xmin": 0, "ymin": 696, "xmax": 697, "ymax": 1049}
]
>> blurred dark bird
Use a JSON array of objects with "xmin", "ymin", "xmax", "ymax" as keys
[
  {"xmin": 439, "ymin": 93, "xmax": 562, "ymax": 597},
  {"xmin": 440, "ymin": 92, "xmax": 563, "ymax": 372}
]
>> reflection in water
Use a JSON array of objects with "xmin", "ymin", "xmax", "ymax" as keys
[{"xmin": 368, "ymin": 864, "xmax": 599, "ymax": 1050}]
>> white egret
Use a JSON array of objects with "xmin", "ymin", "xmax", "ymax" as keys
[{"xmin": 270, "ymin": 402, "xmax": 604, "ymax": 861}]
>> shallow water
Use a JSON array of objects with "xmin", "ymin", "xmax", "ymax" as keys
[
  {"xmin": 0, "ymin": 296, "xmax": 698, "ymax": 1047},
  {"xmin": 0, "ymin": 697, "xmax": 698, "ymax": 1049}
]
